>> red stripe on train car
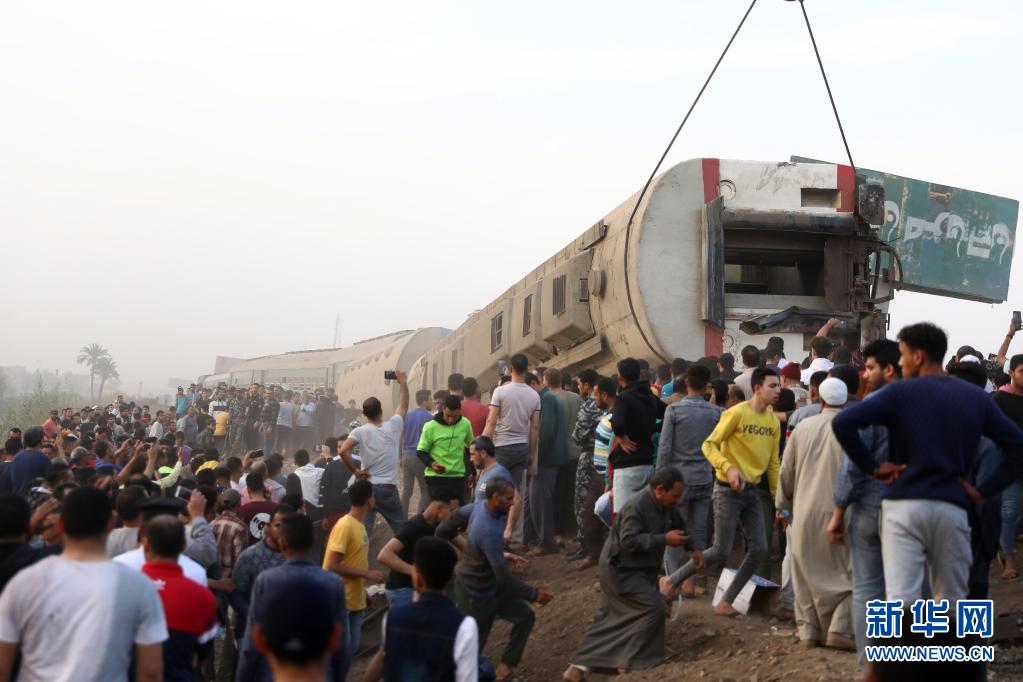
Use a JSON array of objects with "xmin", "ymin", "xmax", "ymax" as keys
[{"xmin": 837, "ymin": 164, "xmax": 854, "ymax": 213}]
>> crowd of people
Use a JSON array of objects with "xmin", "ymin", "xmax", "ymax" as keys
[{"xmin": 0, "ymin": 316, "xmax": 1021, "ymax": 680}]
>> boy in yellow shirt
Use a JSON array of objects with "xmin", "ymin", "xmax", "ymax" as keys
[
  {"xmin": 661, "ymin": 367, "xmax": 781, "ymax": 617},
  {"xmin": 323, "ymin": 479, "xmax": 384, "ymax": 677}
]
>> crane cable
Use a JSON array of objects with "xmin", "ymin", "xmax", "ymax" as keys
[{"xmin": 620, "ymin": 0, "xmax": 856, "ymax": 362}]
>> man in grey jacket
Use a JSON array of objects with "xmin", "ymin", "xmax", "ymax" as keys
[{"xmin": 656, "ymin": 364, "xmax": 720, "ymax": 589}]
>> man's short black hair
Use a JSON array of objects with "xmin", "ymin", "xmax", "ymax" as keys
[
  {"xmin": 293, "ymin": 449, "xmax": 310, "ymax": 466},
  {"xmin": 0, "ymin": 495, "xmax": 30, "ymax": 540},
  {"xmin": 348, "ymin": 479, "xmax": 374, "ymax": 507},
  {"xmin": 3, "ymin": 439, "xmax": 21, "ymax": 456},
  {"xmin": 461, "ymin": 377, "xmax": 479, "ymax": 398},
  {"xmin": 719, "ymin": 353, "xmax": 736, "ymax": 370},
  {"xmin": 414, "ymin": 536, "xmax": 458, "ymax": 591},
  {"xmin": 362, "ymin": 397, "xmax": 383, "ymax": 421},
  {"xmin": 769, "ymin": 336, "xmax": 785, "ymax": 350},
  {"xmin": 447, "ymin": 373, "xmax": 464, "ymax": 393},
  {"xmin": 763, "ymin": 345, "xmax": 782, "ymax": 363},
  {"xmin": 280, "ymin": 512, "xmax": 315, "ymax": 554},
  {"xmin": 948, "ymin": 361, "xmax": 988, "ymax": 389},
  {"xmin": 246, "ymin": 472, "xmax": 266, "ymax": 493},
  {"xmin": 443, "ymin": 394, "xmax": 462, "ymax": 412},
  {"xmin": 22, "ymin": 427, "xmax": 44, "ymax": 449},
  {"xmin": 656, "ymin": 364, "xmax": 672, "ymax": 384},
  {"xmin": 195, "ymin": 469, "xmax": 216, "ymax": 487},
  {"xmin": 831, "ymin": 346, "xmax": 853, "ymax": 366},
  {"xmin": 484, "ymin": 477, "xmax": 514, "ymax": 500},
  {"xmin": 685, "ymin": 364, "xmax": 711, "ymax": 391},
  {"xmin": 61, "ymin": 487, "xmax": 113, "ymax": 540},
  {"xmin": 115, "ymin": 485, "xmax": 149, "ymax": 523},
  {"xmin": 617, "ymin": 358, "xmax": 641, "ymax": 383},
  {"xmin": 145, "ymin": 515, "xmax": 186, "ymax": 558},
  {"xmin": 471, "ymin": 435, "xmax": 495, "ymax": 457},
  {"xmin": 809, "ymin": 336, "xmax": 834, "ymax": 359},
  {"xmin": 670, "ymin": 358, "xmax": 688, "ymax": 378},
  {"xmin": 197, "ymin": 485, "xmax": 218, "ymax": 516},
  {"xmin": 751, "ymin": 366, "xmax": 778, "ymax": 388},
  {"xmin": 740, "ymin": 345, "xmax": 760, "ymax": 370},
  {"xmin": 1011, "ymin": 354, "xmax": 1023, "ymax": 372},
  {"xmin": 863, "ymin": 339, "xmax": 902, "ymax": 376},
  {"xmin": 433, "ymin": 390, "xmax": 450, "ymax": 402},
  {"xmin": 544, "ymin": 368, "xmax": 563, "ymax": 388},
  {"xmin": 226, "ymin": 456, "xmax": 243, "ymax": 474},
  {"xmin": 809, "ymin": 370, "xmax": 829, "ymax": 389},
  {"xmin": 577, "ymin": 369, "xmax": 599, "ymax": 387},
  {"xmin": 323, "ymin": 437, "xmax": 338, "ymax": 452},
  {"xmin": 509, "ymin": 354, "xmax": 529, "ymax": 375},
  {"xmin": 595, "ymin": 376, "xmax": 618, "ymax": 397},
  {"xmin": 415, "ymin": 389, "xmax": 432, "ymax": 405},
  {"xmin": 897, "ymin": 322, "xmax": 948, "ymax": 365},
  {"xmin": 650, "ymin": 467, "xmax": 683, "ymax": 491}
]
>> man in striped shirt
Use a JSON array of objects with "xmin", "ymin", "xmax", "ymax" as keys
[{"xmin": 572, "ymin": 377, "xmax": 617, "ymax": 568}]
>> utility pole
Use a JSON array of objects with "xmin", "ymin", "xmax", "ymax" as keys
[{"xmin": 333, "ymin": 314, "xmax": 342, "ymax": 348}]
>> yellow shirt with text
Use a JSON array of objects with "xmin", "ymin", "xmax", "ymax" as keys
[{"xmin": 702, "ymin": 401, "xmax": 780, "ymax": 496}]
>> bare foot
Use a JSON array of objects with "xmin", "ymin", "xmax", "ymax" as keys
[
  {"xmin": 562, "ymin": 665, "xmax": 585, "ymax": 681},
  {"xmin": 714, "ymin": 600, "xmax": 747, "ymax": 619},
  {"xmin": 681, "ymin": 577, "xmax": 696, "ymax": 597},
  {"xmin": 825, "ymin": 632, "xmax": 856, "ymax": 651},
  {"xmin": 496, "ymin": 663, "xmax": 515, "ymax": 679},
  {"xmin": 1002, "ymin": 553, "xmax": 1019, "ymax": 580}
]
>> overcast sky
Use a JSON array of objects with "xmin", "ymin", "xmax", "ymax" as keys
[{"xmin": 2, "ymin": 1, "xmax": 1021, "ymax": 394}]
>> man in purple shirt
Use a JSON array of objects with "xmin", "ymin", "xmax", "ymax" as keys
[
  {"xmin": 401, "ymin": 390, "xmax": 434, "ymax": 517},
  {"xmin": 8, "ymin": 427, "xmax": 50, "ymax": 497}
]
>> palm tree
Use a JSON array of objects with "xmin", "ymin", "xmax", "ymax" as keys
[
  {"xmin": 94, "ymin": 356, "xmax": 120, "ymax": 401},
  {"xmin": 77, "ymin": 343, "xmax": 111, "ymax": 401}
]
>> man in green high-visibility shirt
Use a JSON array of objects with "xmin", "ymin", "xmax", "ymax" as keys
[{"xmin": 416, "ymin": 394, "xmax": 475, "ymax": 504}]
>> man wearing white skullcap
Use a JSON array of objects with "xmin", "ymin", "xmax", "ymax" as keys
[{"xmin": 776, "ymin": 377, "xmax": 855, "ymax": 651}]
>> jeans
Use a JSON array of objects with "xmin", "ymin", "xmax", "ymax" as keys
[
  {"xmin": 1001, "ymin": 480, "xmax": 1020, "ymax": 556},
  {"xmin": 755, "ymin": 483, "xmax": 775, "ymax": 578},
  {"xmin": 400, "ymin": 454, "xmax": 428, "ymax": 517},
  {"xmin": 496, "ymin": 443, "xmax": 530, "ymax": 545},
  {"xmin": 386, "ymin": 587, "xmax": 414, "ymax": 609},
  {"xmin": 848, "ymin": 503, "xmax": 885, "ymax": 664},
  {"xmin": 526, "ymin": 467, "xmax": 559, "ymax": 552},
  {"xmin": 611, "ymin": 464, "xmax": 652, "ymax": 514},
  {"xmin": 575, "ymin": 453, "xmax": 607, "ymax": 561},
  {"xmin": 365, "ymin": 484, "xmax": 405, "ymax": 536},
  {"xmin": 671, "ymin": 484, "xmax": 768, "ymax": 605},
  {"xmin": 342, "ymin": 608, "xmax": 365, "ymax": 679},
  {"xmin": 880, "ymin": 498, "xmax": 971, "ymax": 603},
  {"xmin": 454, "ymin": 583, "xmax": 535, "ymax": 667},
  {"xmin": 664, "ymin": 482, "xmax": 711, "ymax": 576},
  {"xmin": 261, "ymin": 423, "xmax": 275, "ymax": 454}
]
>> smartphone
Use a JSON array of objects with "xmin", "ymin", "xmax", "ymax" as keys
[
  {"xmin": 252, "ymin": 449, "xmax": 264, "ymax": 458},
  {"xmin": 174, "ymin": 485, "xmax": 193, "ymax": 502},
  {"xmin": 143, "ymin": 436, "xmax": 158, "ymax": 444},
  {"xmin": 384, "ymin": 370, "xmax": 397, "ymax": 381},
  {"xmin": 1014, "ymin": 310, "xmax": 1022, "ymax": 331}
]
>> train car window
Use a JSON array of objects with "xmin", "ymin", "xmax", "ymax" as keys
[
  {"xmin": 553, "ymin": 275, "xmax": 567, "ymax": 315},
  {"xmin": 523, "ymin": 295, "xmax": 533, "ymax": 336},
  {"xmin": 491, "ymin": 313, "xmax": 504, "ymax": 352},
  {"xmin": 578, "ymin": 277, "xmax": 589, "ymax": 303}
]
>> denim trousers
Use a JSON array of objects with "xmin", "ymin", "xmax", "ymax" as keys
[
  {"xmin": 386, "ymin": 587, "xmax": 414, "ymax": 609},
  {"xmin": 848, "ymin": 503, "xmax": 885, "ymax": 664},
  {"xmin": 525, "ymin": 467, "xmax": 559, "ymax": 552},
  {"xmin": 880, "ymin": 498, "xmax": 970, "ymax": 603},
  {"xmin": 664, "ymin": 482, "xmax": 711, "ymax": 576},
  {"xmin": 496, "ymin": 443, "xmax": 529, "ymax": 544},
  {"xmin": 365, "ymin": 484, "xmax": 405, "ymax": 536},
  {"xmin": 671, "ymin": 484, "xmax": 767, "ymax": 604},
  {"xmin": 341, "ymin": 608, "xmax": 365, "ymax": 680},
  {"xmin": 1001, "ymin": 480, "xmax": 1020, "ymax": 556},
  {"xmin": 455, "ymin": 582, "xmax": 535, "ymax": 667}
]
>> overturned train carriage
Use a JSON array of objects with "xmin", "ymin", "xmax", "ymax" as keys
[{"xmin": 206, "ymin": 157, "xmax": 1016, "ymax": 416}]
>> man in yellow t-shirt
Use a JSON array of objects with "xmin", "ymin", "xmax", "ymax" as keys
[
  {"xmin": 662, "ymin": 366, "xmax": 781, "ymax": 617},
  {"xmin": 323, "ymin": 479, "xmax": 384, "ymax": 672},
  {"xmin": 214, "ymin": 409, "xmax": 230, "ymax": 453}
]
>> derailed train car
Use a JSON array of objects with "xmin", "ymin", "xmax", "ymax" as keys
[{"xmin": 206, "ymin": 157, "xmax": 1017, "ymax": 414}]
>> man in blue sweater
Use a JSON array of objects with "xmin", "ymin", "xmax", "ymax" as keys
[{"xmin": 832, "ymin": 323, "xmax": 1023, "ymax": 604}]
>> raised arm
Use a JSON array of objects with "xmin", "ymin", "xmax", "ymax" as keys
[
  {"xmin": 394, "ymin": 371, "xmax": 410, "ymax": 419},
  {"xmin": 997, "ymin": 319, "xmax": 1017, "ymax": 366}
]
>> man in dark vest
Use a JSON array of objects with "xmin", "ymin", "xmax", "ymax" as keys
[{"xmin": 383, "ymin": 537, "xmax": 478, "ymax": 681}]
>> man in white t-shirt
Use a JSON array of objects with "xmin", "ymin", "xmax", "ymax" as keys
[
  {"xmin": 484, "ymin": 353, "xmax": 541, "ymax": 545},
  {"xmin": 801, "ymin": 336, "xmax": 835, "ymax": 384},
  {"xmin": 114, "ymin": 497, "xmax": 209, "ymax": 588},
  {"xmin": 340, "ymin": 371, "xmax": 410, "ymax": 536},
  {"xmin": 0, "ymin": 487, "xmax": 167, "ymax": 682}
]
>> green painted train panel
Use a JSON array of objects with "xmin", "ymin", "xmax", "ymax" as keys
[{"xmin": 792, "ymin": 157, "xmax": 1019, "ymax": 303}]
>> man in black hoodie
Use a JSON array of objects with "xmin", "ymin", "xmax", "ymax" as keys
[{"xmin": 610, "ymin": 358, "xmax": 666, "ymax": 515}]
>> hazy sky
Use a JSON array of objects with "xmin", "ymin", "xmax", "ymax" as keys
[{"xmin": 2, "ymin": 1, "xmax": 1021, "ymax": 394}]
